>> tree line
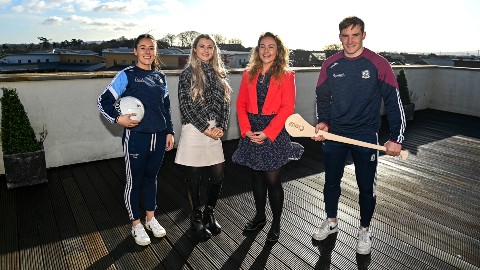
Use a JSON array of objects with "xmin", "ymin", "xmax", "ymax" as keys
[{"xmin": 1, "ymin": 31, "xmax": 244, "ymax": 55}]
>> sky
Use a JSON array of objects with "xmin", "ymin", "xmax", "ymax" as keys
[{"xmin": 1, "ymin": 0, "xmax": 479, "ymax": 55}]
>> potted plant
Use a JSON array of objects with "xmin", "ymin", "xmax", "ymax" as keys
[
  {"xmin": 1, "ymin": 87, "xmax": 48, "ymax": 189},
  {"xmin": 397, "ymin": 68, "xmax": 416, "ymax": 121}
]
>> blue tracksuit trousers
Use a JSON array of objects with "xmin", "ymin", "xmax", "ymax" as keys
[
  {"xmin": 122, "ymin": 129, "xmax": 167, "ymax": 221},
  {"xmin": 322, "ymin": 133, "xmax": 379, "ymax": 228}
]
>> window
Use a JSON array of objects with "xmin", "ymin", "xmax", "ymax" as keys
[
  {"xmin": 132, "ymin": 61, "xmax": 136, "ymax": 65},
  {"xmin": 80, "ymin": 60, "xmax": 83, "ymax": 63},
  {"xmin": 87, "ymin": 60, "xmax": 90, "ymax": 63},
  {"xmin": 46, "ymin": 59, "xmax": 49, "ymax": 63},
  {"xmin": 28, "ymin": 60, "xmax": 31, "ymax": 63},
  {"xmin": 18, "ymin": 60, "xmax": 21, "ymax": 63},
  {"xmin": 37, "ymin": 59, "xmax": 41, "ymax": 63}
]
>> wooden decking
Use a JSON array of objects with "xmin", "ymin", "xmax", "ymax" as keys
[{"xmin": 1, "ymin": 109, "xmax": 479, "ymax": 270}]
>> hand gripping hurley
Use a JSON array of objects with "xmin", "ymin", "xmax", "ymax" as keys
[{"xmin": 285, "ymin": 114, "xmax": 408, "ymax": 160}]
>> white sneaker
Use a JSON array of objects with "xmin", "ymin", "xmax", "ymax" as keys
[
  {"xmin": 312, "ymin": 218, "xmax": 338, "ymax": 241},
  {"xmin": 145, "ymin": 216, "xmax": 166, "ymax": 238},
  {"xmin": 131, "ymin": 223, "xmax": 151, "ymax": 246},
  {"xmin": 356, "ymin": 227, "xmax": 372, "ymax": 254}
]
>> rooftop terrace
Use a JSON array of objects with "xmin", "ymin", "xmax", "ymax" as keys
[
  {"xmin": 1, "ymin": 66, "xmax": 479, "ymax": 269},
  {"xmin": 1, "ymin": 109, "xmax": 479, "ymax": 269}
]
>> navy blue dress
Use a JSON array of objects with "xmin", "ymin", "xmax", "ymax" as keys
[{"xmin": 232, "ymin": 73, "xmax": 304, "ymax": 171}]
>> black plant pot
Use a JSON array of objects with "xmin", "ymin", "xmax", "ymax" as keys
[
  {"xmin": 4, "ymin": 149, "xmax": 48, "ymax": 189},
  {"xmin": 403, "ymin": 103, "xmax": 415, "ymax": 121}
]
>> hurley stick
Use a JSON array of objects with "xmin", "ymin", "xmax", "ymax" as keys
[{"xmin": 285, "ymin": 114, "xmax": 408, "ymax": 160}]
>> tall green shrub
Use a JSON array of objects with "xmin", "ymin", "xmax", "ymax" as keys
[
  {"xmin": 397, "ymin": 69, "xmax": 411, "ymax": 104},
  {"xmin": 1, "ymin": 87, "xmax": 40, "ymax": 155}
]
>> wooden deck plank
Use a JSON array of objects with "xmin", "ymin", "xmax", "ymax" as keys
[
  {"xmin": 16, "ymin": 187, "xmax": 45, "ymax": 269},
  {"xmin": 1, "ymin": 109, "xmax": 479, "ymax": 270},
  {"xmin": 0, "ymin": 175, "xmax": 19, "ymax": 270},
  {"xmin": 86, "ymin": 160, "xmax": 164, "ymax": 269},
  {"xmin": 33, "ymin": 181, "xmax": 69, "ymax": 270}
]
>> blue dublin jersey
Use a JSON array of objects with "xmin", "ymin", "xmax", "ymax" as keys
[{"xmin": 98, "ymin": 65, "xmax": 174, "ymax": 134}]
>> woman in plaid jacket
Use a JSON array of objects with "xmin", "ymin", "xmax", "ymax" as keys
[{"xmin": 175, "ymin": 34, "xmax": 232, "ymax": 239}]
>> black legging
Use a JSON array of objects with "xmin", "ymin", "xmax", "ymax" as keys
[
  {"xmin": 185, "ymin": 163, "xmax": 224, "ymax": 185},
  {"xmin": 185, "ymin": 163, "xmax": 224, "ymax": 209},
  {"xmin": 251, "ymin": 168, "xmax": 283, "ymax": 229}
]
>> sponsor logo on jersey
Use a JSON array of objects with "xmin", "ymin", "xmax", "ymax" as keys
[
  {"xmin": 333, "ymin": 73, "xmax": 345, "ymax": 78},
  {"xmin": 362, "ymin": 70, "xmax": 370, "ymax": 79}
]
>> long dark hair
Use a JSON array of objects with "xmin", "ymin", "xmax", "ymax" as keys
[{"xmin": 134, "ymin": 33, "xmax": 160, "ymax": 68}]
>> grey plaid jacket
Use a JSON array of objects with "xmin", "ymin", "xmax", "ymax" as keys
[{"xmin": 178, "ymin": 62, "xmax": 231, "ymax": 133}]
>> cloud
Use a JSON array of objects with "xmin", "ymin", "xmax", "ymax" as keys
[
  {"xmin": 63, "ymin": 14, "xmax": 137, "ymax": 32},
  {"xmin": 113, "ymin": 26, "xmax": 129, "ymax": 31},
  {"xmin": 60, "ymin": 4, "xmax": 74, "ymax": 12},
  {"xmin": 42, "ymin": 16, "xmax": 63, "ymax": 25},
  {"xmin": 50, "ymin": 0, "xmax": 75, "ymax": 3},
  {"xmin": 75, "ymin": 0, "xmax": 99, "ymax": 11},
  {"xmin": 65, "ymin": 14, "xmax": 93, "ymax": 24},
  {"xmin": 11, "ymin": 5, "xmax": 24, "ymax": 12},
  {"xmin": 24, "ymin": 0, "xmax": 47, "ymax": 13},
  {"xmin": 91, "ymin": 0, "xmax": 152, "ymax": 14},
  {"xmin": 7, "ymin": 0, "xmax": 76, "ymax": 13},
  {"xmin": 93, "ymin": 1, "xmax": 128, "ymax": 12},
  {"xmin": 0, "ymin": 0, "xmax": 12, "ymax": 9}
]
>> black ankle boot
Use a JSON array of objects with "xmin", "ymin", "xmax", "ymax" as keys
[
  {"xmin": 203, "ymin": 205, "xmax": 221, "ymax": 234},
  {"xmin": 191, "ymin": 210, "xmax": 212, "ymax": 238},
  {"xmin": 266, "ymin": 224, "xmax": 280, "ymax": 242},
  {"xmin": 203, "ymin": 182, "xmax": 223, "ymax": 234},
  {"xmin": 186, "ymin": 178, "xmax": 211, "ymax": 239},
  {"xmin": 244, "ymin": 215, "xmax": 266, "ymax": 231}
]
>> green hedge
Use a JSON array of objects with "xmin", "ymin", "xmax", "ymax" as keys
[
  {"xmin": 1, "ymin": 87, "xmax": 40, "ymax": 155},
  {"xmin": 397, "ymin": 69, "xmax": 411, "ymax": 105}
]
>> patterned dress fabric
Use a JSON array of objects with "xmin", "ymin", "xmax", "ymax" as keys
[{"xmin": 233, "ymin": 73, "xmax": 304, "ymax": 171}]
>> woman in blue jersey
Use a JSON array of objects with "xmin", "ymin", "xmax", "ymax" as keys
[
  {"xmin": 175, "ymin": 34, "xmax": 231, "ymax": 239},
  {"xmin": 97, "ymin": 34, "xmax": 175, "ymax": 246}
]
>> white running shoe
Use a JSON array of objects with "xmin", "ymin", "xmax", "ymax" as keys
[
  {"xmin": 312, "ymin": 218, "xmax": 338, "ymax": 241},
  {"xmin": 356, "ymin": 227, "xmax": 372, "ymax": 254},
  {"xmin": 145, "ymin": 216, "xmax": 166, "ymax": 238},
  {"xmin": 132, "ymin": 223, "xmax": 151, "ymax": 246}
]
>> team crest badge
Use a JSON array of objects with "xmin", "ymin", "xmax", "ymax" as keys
[{"xmin": 362, "ymin": 70, "xmax": 370, "ymax": 79}]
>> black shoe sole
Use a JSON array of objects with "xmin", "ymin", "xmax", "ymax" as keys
[
  {"xmin": 244, "ymin": 220, "xmax": 266, "ymax": 231},
  {"xmin": 266, "ymin": 231, "xmax": 280, "ymax": 242},
  {"xmin": 266, "ymin": 235, "xmax": 279, "ymax": 242}
]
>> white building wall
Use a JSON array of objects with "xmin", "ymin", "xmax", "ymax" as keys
[
  {"xmin": 225, "ymin": 53, "xmax": 250, "ymax": 68},
  {"xmin": 0, "ymin": 66, "xmax": 479, "ymax": 173},
  {"xmin": 1, "ymin": 54, "xmax": 60, "ymax": 64}
]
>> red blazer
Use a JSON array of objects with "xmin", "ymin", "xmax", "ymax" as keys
[{"xmin": 236, "ymin": 69, "xmax": 296, "ymax": 141}]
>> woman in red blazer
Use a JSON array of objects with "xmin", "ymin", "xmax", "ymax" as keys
[{"xmin": 232, "ymin": 32, "xmax": 303, "ymax": 242}]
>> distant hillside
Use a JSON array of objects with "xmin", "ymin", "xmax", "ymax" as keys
[{"xmin": 420, "ymin": 50, "xmax": 479, "ymax": 57}]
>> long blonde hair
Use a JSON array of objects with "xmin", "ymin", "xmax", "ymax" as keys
[
  {"xmin": 186, "ymin": 34, "xmax": 232, "ymax": 103},
  {"xmin": 247, "ymin": 32, "xmax": 289, "ymax": 82}
]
